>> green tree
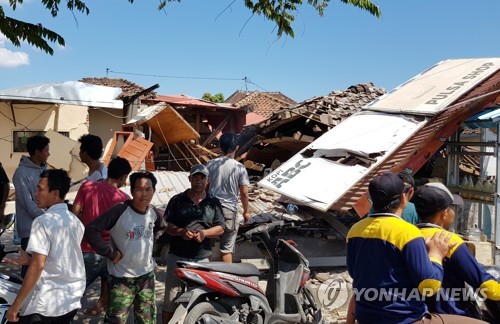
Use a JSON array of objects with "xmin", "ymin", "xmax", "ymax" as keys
[
  {"xmin": 202, "ymin": 92, "xmax": 225, "ymax": 103},
  {"xmin": 1, "ymin": 0, "xmax": 380, "ymax": 55}
]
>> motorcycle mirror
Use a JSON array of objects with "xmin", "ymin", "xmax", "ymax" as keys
[{"xmin": 1, "ymin": 213, "xmax": 15, "ymax": 230}]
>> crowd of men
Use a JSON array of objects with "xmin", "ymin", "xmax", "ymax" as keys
[
  {"xmin": 0, "ymin": 132, "xmax": 248, "ymax": 323},
  {"xmin": 1, "ymin": 132, "xmax": 500, "ymax": 323}
]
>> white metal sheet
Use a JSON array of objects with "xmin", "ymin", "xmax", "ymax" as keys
[
  {"xmin": 258, "ymin": 111, "xmax": 426, "ymax": 211},
  {"xmin": 0, "ymin": 81, "xmax": 123, "ymax": 109},
  {"xmin": 365, "ymin": 58, "xmax": 500, "ymax": 116}
]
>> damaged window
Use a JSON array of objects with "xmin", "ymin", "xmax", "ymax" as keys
[
  {"xmin": 301, "ymin": 148, "xmax": 385, "ymax": 168},
  {"xmin": 13, "ymin": 131, "xmax": 69, "ymax": 152}
]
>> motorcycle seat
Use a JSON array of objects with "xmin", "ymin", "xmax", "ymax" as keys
[{"xmin": 177, "ymin": 261, "xmax": 261, "ymax": 277}]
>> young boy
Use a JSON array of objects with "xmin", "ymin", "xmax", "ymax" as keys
[{"xmin": 85, "ymin": 172, "xmax": 166, "ymax": 323}]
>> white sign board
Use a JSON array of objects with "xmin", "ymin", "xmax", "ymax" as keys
[
  {"xmin": 365, "ymin": 58, "xmax": 500, "ymax": 116},
  {"xmin": 258, "ymin": 112, "xmax": 425, "ymax": 211}
]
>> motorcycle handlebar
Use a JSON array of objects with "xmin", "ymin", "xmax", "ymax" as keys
[{"xmin": 237, "ymin": 220, "xmax": 285, "ymax": 244}]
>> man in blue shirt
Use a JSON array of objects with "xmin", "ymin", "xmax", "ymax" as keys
[{"xmin": 413, "ymin": 182, "xmax": 500, "ymax": 319}]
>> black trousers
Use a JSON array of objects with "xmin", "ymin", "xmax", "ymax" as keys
[{"xmin": 19, "ymin": 309, "xmax": 77, "ymax": 324}]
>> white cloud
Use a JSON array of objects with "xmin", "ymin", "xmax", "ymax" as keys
[
  {"xmin": 0, "ymin": 34, "xmax": 30, "ymax": 68},
  {"xmin": 0, "ymin": 48, "xmax": 30, "ymax": 67},
  {"xmin": 0, "ymin": 0, "xmax": 9, "ymax": 5}
]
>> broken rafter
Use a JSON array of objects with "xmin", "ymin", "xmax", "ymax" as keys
[
  {"xmin": 196, "ymin": 144, "xmax": 219, "ymax": 157},
  {"xmin": 173, "ymin": 143, "xmax": 194, "ymax": 168},
  {"xmin": 201, "ymin": 114, "xmax": 231, "ymax": 147},
  {"xmin": 261, "ymin": 115, "xmax": 301, "ymax": 134},
  {"xmin": 289, "ymin": 110, "xmax": 334, "ymax": 127},
  {"xmin": 182, "ymin": 141, "xmax": 202, "ymax": 165}
]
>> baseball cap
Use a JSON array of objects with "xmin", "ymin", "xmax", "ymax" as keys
[
  {"xmin": 190, "ymin": 164, "xmax": 209, "ymax": 177},
  {"xmin": 412, "ymin": 182, "xmax": 463, "ymax": 216},
  {"xmin": 369, "ymin": 172, "xmax": 405, "ymax": 211}
]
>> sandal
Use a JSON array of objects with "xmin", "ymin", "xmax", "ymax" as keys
[{"xmin": 83, "ymin": 304, "xmax": 105, "ymax": 317}]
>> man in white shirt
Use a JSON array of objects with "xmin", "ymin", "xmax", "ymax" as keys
[{"xmin": 6, "ymin": 169, "xmax": 86, "ymax": 323}]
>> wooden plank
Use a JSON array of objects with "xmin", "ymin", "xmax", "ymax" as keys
[
  {"xmin": 118, "ymin": 135, "xmax": 154, "ymax": 171},
  {"xmin": 262, "ymin": 136, "xmax": 296, "ymax": 144},
  {"xmin": 104, "ymin": 132, "xmax": 133, "ymax": 166},
  {"xmin": 144, "ymin": 105, "xmax": 200, "ymax": 144},
  {"xmin": 260, "ymin": 115, "xmax": 302, "ymax": 134},
  {"xmin": 199, "ymin": 155, "xmax": 210, "ymax": 163},
  {"xmin": 201, "ymin": 114, "xmax": 230, "ymax": 147},
  {"xmin": 260, "ymin": 137, "xmax": 312, "ymax": 152},
  {"xmin": 124, "ymin": 146, "xmax": 143, "ymax": 158},
  {"xmin": 173, "ymin": 143, "xmax": 193, "ymax": 167},
  {"xmin": 182, "ymin": 141, "xmax": 202, "ymax": 164},
  {"xmin": 196, "ymin": 144, "xmax": 219, "ymax": 157}
]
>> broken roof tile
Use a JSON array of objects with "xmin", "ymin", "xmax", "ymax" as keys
[
  {"xmin": 225, "ymin": 90, "xmax": 297, "ymax": 119},
  {"xmin": 80, "ymin": 77, "xmax": 157, "ymax": 101}
]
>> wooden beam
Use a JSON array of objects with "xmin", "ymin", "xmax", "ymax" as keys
[
  {"xmin": 173, "ymin": 143, "xmax": 193, "ymax": 168},
  {"xmin": 196, "ymin": 144, "xmax": 219, "ymax": 157},
  {"xmin": 260, "ymin": 115, "xmax": 301, "ymax": 134},
  {"xmin": 182, "ymin": 141, "xmax": 202, "ymax": 164},
  {"xmin": 201, "ymin": 114, "xmax": 230, "ymax": 147}
]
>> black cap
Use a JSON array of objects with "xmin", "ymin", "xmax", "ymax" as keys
[
  {"xmin": 412, "ymin": 182, "xmax": 463, "ymax": 216},
  {"xmin": 369, "ymin": 172, "xmax": 405, "ymax": 211},
  {"xmin": 189, "ymin": 164, "xmax": 209, "ymax": 177}
]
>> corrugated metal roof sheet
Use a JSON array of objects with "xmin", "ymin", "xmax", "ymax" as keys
[
  {"xmin": 465, "ymin": 106, "xmax": 500, "ymax": 128},
  {"xmin": 120, "ymin": 171, "xmax": 191, "ymax": 208}
]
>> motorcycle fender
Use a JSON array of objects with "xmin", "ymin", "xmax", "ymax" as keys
[
  {"xmin": 169, "ymin": 287, "xmax": 214, "ymax": 324},
  {"xmin": 249, "ymin": 294, "xmax": 272, "ymax": 313},
  {"xmin": 168, "ymin": 304, "xmax": 187, "ymax": 324}
]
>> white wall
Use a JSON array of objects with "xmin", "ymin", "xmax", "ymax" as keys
[
  {"xmin": 88, "ymin": 108, "xmax": 124, "ymax": 161},
  {"xmin": 0, "ymin": 102, "xmax": 88, "ymax": 179}
]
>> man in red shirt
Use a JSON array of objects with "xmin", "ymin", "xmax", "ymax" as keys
[{"xmin": 72, "ymin": 157, "xmax": 132, "ymax": 316}]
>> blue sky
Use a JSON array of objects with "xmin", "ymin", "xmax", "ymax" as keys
[{"xmin": 1, "ymin": 0, "xmax": 499, "ymax": 102}]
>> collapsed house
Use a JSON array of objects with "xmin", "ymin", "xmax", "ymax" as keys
[
  {"xmin": 260, "ymin": 58, "xmax": 500, "ymax": 252},
  {"xmin": 238, "ymin": 83, "xmax": 386, "ymax": 169}
]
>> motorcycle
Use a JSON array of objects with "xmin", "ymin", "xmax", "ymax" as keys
[
  {"xmin": 478, "ymin": 265, "xmax": 500, "ymax": 323},
  {"xmin": 169, "ymin": 221, "xmax": 323, "ymax": 324},
  {"xmin": 0, "ymin": 214, "xmax": 23, "ymax": 323}
]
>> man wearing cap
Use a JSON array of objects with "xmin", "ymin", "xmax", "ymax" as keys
[
  {"xmin": 413, "ymin": 182, "xmax": 500, "ymax": 318},
  {"xmin": 161, "ymin": 164, "xmax": 225, "ymax": 323},
  {"xmin": 346, "ymin": 172, "xmax": 484, "ymax": 323}
]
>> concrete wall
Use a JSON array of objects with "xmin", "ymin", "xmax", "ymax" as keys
[
  {"xmin": 88, "ymin": 108, "xmax": 124, "ymax": 160},
  {"xmin": 0, "ymin": 102, "xmax": 89, "ymax": 179}
]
